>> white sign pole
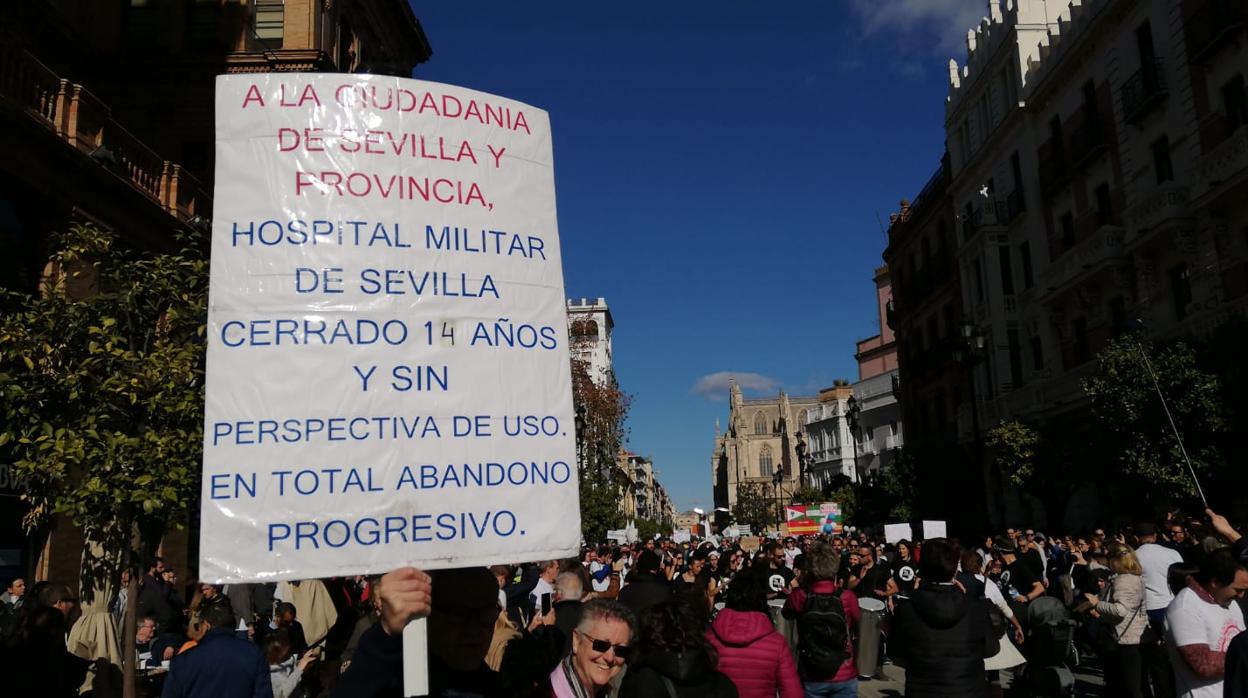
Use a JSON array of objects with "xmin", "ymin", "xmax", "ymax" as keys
[{"xmin": 403, "ymin": 620, "xmax": 429, "ymax": 697}]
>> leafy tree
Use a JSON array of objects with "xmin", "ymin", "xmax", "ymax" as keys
[
  {"xmin": 635, "ymin": 517, "xmax": 670, "ymax": 541},
  {"xmin": 828, "ymin": 483, "xmax": 857, "ymax": 525},
  {"xmin": 733, "ymin": 481, "xmax": 775, "ymax": 534},
  {"xmin": 570, "ymin": 357, "xmax": 630, "ymax": 480},
  {"xmin": 878, "ymin": 451, "xmax": 920, "ymax": 521},
  {"xmin": 0, "ymin": 223, "xmax": 207, "ymax": 697},
  {"xmin": 569, "ymin": 343, "xmax": 631, "ymax": 542},
  {"xmin": 790, "ymin": 485, "xmax": 825, "ymax": 504},
  {"xmin": 578, "ymin": 468, "xmax": 623, "ymax": 544},
  {"xmin": 1082, "ymin": 334, "xmax": 1225, "ymax": 500},
  {"xmin": 987, "ymin": 419, "xmax": 1040, "ymax": 489}
]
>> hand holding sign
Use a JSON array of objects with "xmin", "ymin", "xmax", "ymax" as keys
[{"xmin": 378, "ymin": 567, "xmax": 433, "ymax": 636}]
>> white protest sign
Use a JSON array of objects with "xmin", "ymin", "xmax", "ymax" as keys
[
  {"xmin": 922, "ymin": 520, "xmax": 947, "ymax": 540},
  {"xmin": 884, "ymin": 523, "xmax": 912, "ymax": 544},
  {"xmin": 201, "ymin": 74, "xmax": 578, "ymax": 583},
  {"xmin": 672, "ymin": 530, "xmax": 692, "ymax": 544}
]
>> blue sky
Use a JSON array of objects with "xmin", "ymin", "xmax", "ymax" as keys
[{"xmin": 410, "ymin": 1, "xmax": 986, "ymax": 511}]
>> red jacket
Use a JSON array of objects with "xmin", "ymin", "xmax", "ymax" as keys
[
  {"xmin": 782, "ymin": 581, "xmax": 860, "ymax": 683},
  {"xmin": 706, "ymin": 608, "xmax": 802, "ymax": 698}
]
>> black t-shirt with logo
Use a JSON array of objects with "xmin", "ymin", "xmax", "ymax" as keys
[
  {"xmin": 766, "ymin": 564, "xmax": 795, "ymax": 596},
  {"xmin": 891, "ymin": 557, "xmax": 919, "ymax": 594},
  {"xmin": 999, "ymin": 557, "xmax": 1041, "ymax": 599}
]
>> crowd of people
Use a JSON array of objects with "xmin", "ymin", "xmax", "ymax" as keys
[
  {"xmin": 0, "ymin": 506, "xmax": 1244, "ymax": 697},
  {"xmin": 0, "ymin": 559, "xmax": 372, "ymax": 697}
]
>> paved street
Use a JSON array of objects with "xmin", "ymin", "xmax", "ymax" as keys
[
  {"xmin": 856, "ymin": 661, "xmax": 1108, "ymax": 697},
  {"xmin": 855, "ymin": 665, "xmax": 905, "ymax": 698}
]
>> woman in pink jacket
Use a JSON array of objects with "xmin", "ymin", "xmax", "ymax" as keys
[{"xmin": 707, "ymin": 566, "xmax": 802, "ymax": 698}]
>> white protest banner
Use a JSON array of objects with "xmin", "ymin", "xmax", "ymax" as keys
[
  {"xmin": 884, "ymin": 523, "xmax": 912, "ymax": 544},
  {"xmin": 922, "ymin": 520, "xmax": 947, "ymax": 540},
  {"xmin": 672, "ymin": 530, "xmax": 692, "ymax": 544},
  {"xmin": 201, "ymin": 74, "xmax": 578, "ymax": 583}
]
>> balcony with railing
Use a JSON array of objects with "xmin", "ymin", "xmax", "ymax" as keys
[
  {"xmin": 1192, "ymin": 123, "xmax": 1248, "ymax": 198},
  {"xmin": 1185, "ymin": 0, "xmax": 1245, "ymax": 63},
  {"xmin": 1124, "ymin": 183, "xmax": 1193, "ymax": 247},
  {"xmin": 1198, "ymin": 111, "xmax": 1240, "ymax": 152},
  {"xmin": 1121, "ymin": 58, "xmax": 1168, "ymax": 124},
  {"xmin": 810, "ymin": 446, "xmax": 844, "ymax": 463},
  {"xmin": 0, "ymin": 44, "xmax": 209, "ymax": 225},
  {"xmin": 1038, "ymin": 223, "xmax": 1126, "ymax": 298},
  {"xmin": 973, "ymin": 199, "xmax": 1010, "ymax": 229},
  {"xmin": 1070, "ymin": 113, "xmax": 1111, "ymax": 168}
]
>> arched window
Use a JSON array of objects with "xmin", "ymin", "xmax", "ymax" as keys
[
  {"xmin": 759, "ymin": 446, "xmax": 773, "ymax": 477},
  {"xmin": 754, "ymin": 412, "xmax": 768, "ymax": 435},
  {"xmin": 798, "ymin": 409, "xmax": 808, "ymax": 425}
]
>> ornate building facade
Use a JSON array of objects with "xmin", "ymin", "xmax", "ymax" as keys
[
  {"xmin": 711, "ymin": 381, "xmax": 815, "ymax": 517},
  {"xmin": 887, "ymin": 0, "xmax": 1248, "ymax": 528},
  {"xmin": 568, "ymin": 297, "xmax": 615, "ymax": 386}
]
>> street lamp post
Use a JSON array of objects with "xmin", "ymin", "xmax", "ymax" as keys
[
  {"xmin": 794, "ymin": 431, "xmax": 810, "ymax": 489},
  {"xmin": 846, "ymin": 395, "xmax": 862, "ymax": 484},
  {"xmin": 772, "ymin": 468, "xmax": 784, "ymax": 530}
]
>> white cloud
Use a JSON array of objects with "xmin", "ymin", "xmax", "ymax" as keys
[
  {"xmin": 847, "ymin": 0, "xmax": 986, "ymax": 75},
  {"xmin": 691, "ymin": 371, "xmax": 779, "ymax": 401}
]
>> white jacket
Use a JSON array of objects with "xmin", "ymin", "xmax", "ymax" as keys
[{"xmin": 268, "ymin": 655, "xmax": 305, "ymax": 698}]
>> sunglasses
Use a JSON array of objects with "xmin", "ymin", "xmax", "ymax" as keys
[{"xmin": 578, "ymin": 630, "xmax": 634, "ymax": 659}]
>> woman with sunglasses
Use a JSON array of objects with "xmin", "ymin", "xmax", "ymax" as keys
[{"xmin": 550, "ymin": 598, "xmax": 636, "ymax": 698}]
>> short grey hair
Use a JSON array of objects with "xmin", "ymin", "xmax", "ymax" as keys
[
  {"xmin": 555, "ymin": 571, "xmax": 583, "ymax": 601},
  {"xmin": 576, "ymin": 598, "xmax": 636, "ymax": 641},
  {"xmin": 807, "ymin": 541, "xmax": 840, "ymax": 581}
]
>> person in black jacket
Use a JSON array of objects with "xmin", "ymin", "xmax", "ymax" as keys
[
  {"xmin": 552, "ymin": 571, "xmax": 584, "ymax": 658},
  {"xmin": 1227, "ymin": 630, "xmax": 1248, "ymax": 698},
  {"xmin": 890, "ymin": 538, "xmax": 996, "ymax": 698},
  {"xmin": 618, "ymin": 550, "xmax": 672, "ymax": 617},
  {"xmin": 0, "ymin": 606, "xmax": 91, "ymax": 698},
  {"xmin": 138, "ymin": 559, "xmax": 177, "ymax": 633},
  {"xmin": 504, "ymin": 563, "xmax": 541, "ymax": 626},
  {"xmin": 618, "ymin": 600, "xmax": 737, "ymax": 698}
]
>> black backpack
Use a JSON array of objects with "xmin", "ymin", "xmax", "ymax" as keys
[{"xmin": 796, "ymin": 592, "xmax": 849, "ymax": 677}]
